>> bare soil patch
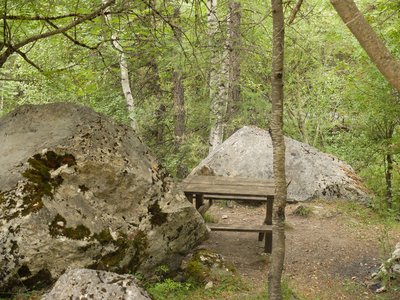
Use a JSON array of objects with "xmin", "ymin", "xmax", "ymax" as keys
[{"xmin": 200, "ymin": 201, "xmax": 400, "ymax": 299}]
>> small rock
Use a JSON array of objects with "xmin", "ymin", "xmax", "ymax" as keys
[
  {"xmin": 42, "ymin": 269, "xmax": 151, "ymax": 300},
  {"xmin": 205, "ymin": 281, "xmax": 213, "ymax": 289},
  {"xmin": 222, "ymin": 215, "xmax": 228, "ymax": 219},
  {"xmin": 376, "ymin": 286, "xmax": 386, "ymax": 293},
  {"xmin": 392, "ymin": 264, "xmax": 400, "ymax": 274}
]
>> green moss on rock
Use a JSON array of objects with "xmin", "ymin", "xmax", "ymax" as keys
[
  {"xmin": 93, "ymin": 229, "xmax": 114, "ymax": 245},
  {"xmin": 18, "ymin": 151, "xmax": 76, "ymax": 217},
  {"xmin": 49, "ymin": 214, "xmax": 91, "ymax": 240},
  {"xmin": 184, "ymin": 249, "xmax": 236, "ymax": 285},
  {"xmin": 1, "ymin": 268, "xmax": 53, "ymax": 295},
  {"xmin": 91, "ymin": 230, "xmax": 149, "ymax": 274},
  {"xmin": 149, "ymin": 201, "xmax": 167, "ymax": 226}
]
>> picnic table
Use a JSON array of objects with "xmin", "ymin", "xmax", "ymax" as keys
[{"xmin": 182, "ymin": 175, "xmax": 275, "ymax": 253}]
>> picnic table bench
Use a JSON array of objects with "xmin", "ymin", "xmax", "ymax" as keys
[{"xmin": 181, "ymin": 175, "xmax": 275, "ymax": 253}]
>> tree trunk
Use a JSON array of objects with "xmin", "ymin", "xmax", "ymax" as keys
[
  {"xmin": 287, "ymin": 0, "xmax": 303, "ymax": 25},
  {"xmin": 208, "ymin": 0, "xmax": 229, "ymax": 153},
  {"xmin": 268, "ymin": 1, "xmax": 287, "ymax": 300},
  {"xmin": 330, "ymin": 0, "xmax": 400, "ymax": 93},
  {"xmin": 227, "ymin": 2, "xmax": 241, "ymax": 121},
  {"xmin": 173, "ymin": 70, "xmax": 185, "ymax": 148},
  {"xmin": 171, "ymin": 4, "xmax": 187, "ymax": 178},
  {"xmin": 149, "ymin": 61, "xmax": 166, "ymax": 144},
  {"xmin": 385, "ymin": 153, "xmax": 393, "ymax": 209},
  {"xmin": 103, "ymin": 0, "xmax": 138, "ymax": 131}
]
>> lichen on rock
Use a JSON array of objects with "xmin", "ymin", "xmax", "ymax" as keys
[{"xmin": 0, "ymin": 103, "xmax": 208, "ymax": 295}]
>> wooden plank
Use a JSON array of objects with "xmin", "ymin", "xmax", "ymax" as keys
[
  {"xmin": 183, "ymin": 175, "xmax": 274, "ymax": 187},
  {"xmin": 201, "ymin": 194, "xmax": 270, "ymax": 202},
  {"xmin": 207, "ymin": 223, "xmax": 272, "ymax": 232},
  {"xmin": 182, "ymin": 176, "xmax": 275, "ymax": 197},
  {"xmin": 183, "ymin": 183, "xmax": 275, "ymax": 197}
]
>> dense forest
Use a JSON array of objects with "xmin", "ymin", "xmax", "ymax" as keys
[
  {"xmin": 1, "ymin": 0, "xmax": 398, "ymax": 210},
  {"xmin": 3, "ymin": 0, "xmax": 399, "ymax": 215},
  {"xmin": 0, "ymin": 2, "xmax": 398, "ymax": 203}
]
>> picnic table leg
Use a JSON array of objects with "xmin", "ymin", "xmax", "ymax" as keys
[
  {"xmin": 185, "ymin": 193, "xmax": 193, "ymax": 205},
  {"xmin": 195, "ymin": 194, "xmax": 204, "ymax": 210}
]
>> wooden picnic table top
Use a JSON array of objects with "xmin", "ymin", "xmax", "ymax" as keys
[{"xmin": 182, "ymin": 175, "xmax": 275, "ymax": 198}]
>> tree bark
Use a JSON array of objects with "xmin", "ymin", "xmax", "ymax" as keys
[
  {"xmin": 330, "ymin": 0, "xmax": 400, "ymax": 93},
  {"xmin": 173, "ymin": 70, "xmax": 185, "ymax": 148},
  {"xmin": 385, "ymin": 153, "xmax": 393, "ymax": 209},
  {"xmin": 172, "ymin": 6, "xmax": 186, "ymax": 149},
  {"xmin": 227, "ymin": 2, "xmax": 241, "ymax": 120},
  {"xmin": 103, "ymin": 0, "xmax": 138, "ymax": 131},
  {"xmin": 208, "ymin": 0, "xmax": 229, "ymax": 153},
  {"xmin": 287, "ymin": 0, "xmax": 303, "ymax": 25},
  {"xmin": 171, "ymin": 4, "xmax": 187, "ymax": 178},
  {"xmin": 268, "ymin": 0, "xmax": 287, "ymax": 300}
]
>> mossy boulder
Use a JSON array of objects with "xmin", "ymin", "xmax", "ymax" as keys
[
  {"xmin": 0, "ymin": 103, "xmax": 207, "ymax": 295},
  {"xmin": 181, "ymin": 249, "xmax": 236, "ymax": 285}
]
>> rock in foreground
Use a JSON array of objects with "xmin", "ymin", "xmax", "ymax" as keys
[
  {"xmin": 41, "ymin": 269, "xmax": 150, "ymax": 300},
  {"xmin": 192, "ymin": 126, "xmax": 369, "ymax": 202},
  {"xmin": 0, "ymin": 103, "xmax": 207, "ymax": 294}
]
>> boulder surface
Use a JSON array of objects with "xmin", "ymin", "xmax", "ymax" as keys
[
  {"xmin": 41, "ymin": 269, "xmax": 150, "ymax": 300},
  {"xmin": 0, "ymin": 103, "xmax": 207, "ymax": 294},
  {"xmin": 192, "ymin": 126, "xmax": 369, "ymax": 202}
]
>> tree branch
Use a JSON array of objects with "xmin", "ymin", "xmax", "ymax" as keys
[
  {"xmin": 6, "ymin": 10, "xmax": 124, "ymax": 21},
  {"xmin": 331, "ymin": 0, "xmax": 400, "ymax": 93},
  {"xmin": 45, "ymin": 20, "xmax": 100, "ymax": 50},
  {"xmin": 287, "ymin": 0, "xmax": 303, "ymax": 25},
  {"xmin": 0, "ymin": 0, "xmax": 115, "ymax": 67},
  {"xmin": 15, "ymin": 49, "xmax": 43, "ymax": 72}
]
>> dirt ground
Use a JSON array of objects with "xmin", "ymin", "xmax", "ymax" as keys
[{"xmin": 200, "ymin": 201, "xmax": 400, "ymax": 300}]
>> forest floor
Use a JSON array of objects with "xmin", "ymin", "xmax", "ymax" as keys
[{"xmin": 200, "ymin": 200, "xmax": 400, "ymax": 300}]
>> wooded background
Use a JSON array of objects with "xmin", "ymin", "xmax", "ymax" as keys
[{"xmin": 1, "ymin": 0, "xmax": 400, "ymax": 215}]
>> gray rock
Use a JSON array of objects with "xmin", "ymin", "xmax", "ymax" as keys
[
  {"xmin": 41, "ymin": 268, "xmax": 150, "ymax": 300},
  {"xmin": 192, "ymin": 126, "xmax": 369, "ymax": 202},
  {"xmin": 0, "ymin": 103, "xmax": 207, "ymax": 293},
  {"xmin": 181, "ymin": 249, "xmax": 235, "ymax": 284}
]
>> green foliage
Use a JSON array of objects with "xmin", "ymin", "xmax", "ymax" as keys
[
  {"xmin": 203, "ymin": 212, "xmax": 218, "ymax": 223},
  {"xmin": 147, "ymin": 279, "xmax": 193, "ymax": 300},
  {"xmin": 292, "ymin": 205, "xmax": 313, "ymax": 218},
  {"xmin": 2, "ymin": 0, "xmax": 400, "ymax": 216}
]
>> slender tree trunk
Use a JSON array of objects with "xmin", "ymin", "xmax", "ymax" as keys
[
  {"xmin": 385, "ymin": 153, "xmax": 393, "ymax": 209},
  {"xmin": 227, "ymin": 2, "xmax": 241, "ymax": 121},
  {"xmin": 0, "ymin": 91, "xmax": 3, "ymax": 114},
  {"xmin": 287, "ymin": 0, "xmax": 303, "ymax": 25},
  {"xmin": 330, "ymin": 0, "xmax": 400, "ymax": 93},
  {"xmin": 173, "ymin": 70, "xmax": 185, "ymax": 147},
  {"xmin": 171, "ymin": 4, "xmax": 187, "ymax": 178},
  {"xmin": 173, "ymin": 70, "xmax": 187, "ymax": 178},
  {"xmin": 208, "ymin": 0, "xmax": 229, "ymax": 153},
  {"xmin": 149, "ymin": 60, "xmax": 166, "ymax": 144},
  {"xmin": 268, "ymin": 1, "xmax": 287, "ymax": 299},
  {"xmin": 103, "ymin": 0, "xmax": 138, "ymax": 131}
]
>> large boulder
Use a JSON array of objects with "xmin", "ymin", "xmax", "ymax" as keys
[
  {"xmin": 192, "ymin": 126, "xmax": 369, "ymax": 202},
  {"xmin": 0, "ymin": 103, "xmax": 207, "ymax": 294},
  {"xmin": 42, "ymin": 269, "xmax": 151, "ymax": 300}
]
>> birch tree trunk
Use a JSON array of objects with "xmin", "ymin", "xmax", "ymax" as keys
[
  {"xmin": 208, "ymin": 0, "xmax": 229, "ymax": 153},
  {"xmin": 103, "ymin": 1, "xmax": 138, "ymax": 131},
  {"xmin": 330, "ymin": 0, "xmax": 400, "ymax": 93},
  {"xmin": 268, "ymin": 0, "xmax": 287, "ymax": 299},
  {"xmin": 227, "ymin": 2, "xmax": 241, "ymax": 123}
]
